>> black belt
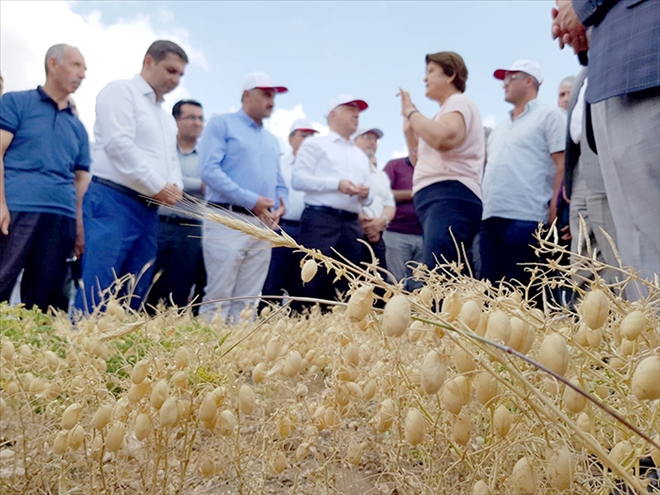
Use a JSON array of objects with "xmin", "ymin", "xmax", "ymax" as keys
[
  {"xmin": 208, "ymin": 202, "xmax": 253, "ymax": 216},
  {"xmin": 159, "ymin": 215, "xmax": 201, "ymax": 226},
  {"xmin": 92, "ymin": 176, "xmax": 158, "ymax": 209},
  {"xmin": 304, "ymin": 204, "xmax": 358, "ymax": 221},
  {"xmin": 279, "ymin": 219, "xmax": 300, "ymax": 228}
]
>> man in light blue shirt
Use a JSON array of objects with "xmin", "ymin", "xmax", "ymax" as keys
[
  {"xmin": 480, "ymin": 60, "xmax": 566, "ymax": 294},
  {"xmin": 198, "ymin": 72, "xmax": 288, "ymax": 322}
]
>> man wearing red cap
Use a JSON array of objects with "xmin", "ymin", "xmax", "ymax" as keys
[
  {"xmin": 198, "ymin": 72, "xmax": 288, "ymax": 322},
  {"xmin": 292, "ymin": 95, "xmax": 372, "ymax": 304},
  {"xmin": 480, "ymin": 60, "xmax": 566, "ymax": 294}
]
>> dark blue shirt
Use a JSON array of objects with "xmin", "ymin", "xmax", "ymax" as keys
[{"xmin": 0, "ymin": 86, "xmax": 90, "ymax": 219}]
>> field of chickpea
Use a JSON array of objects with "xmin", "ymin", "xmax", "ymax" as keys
[{"xmin": 1, "ymin": 211, "xmax": 659, "ymax": 495}]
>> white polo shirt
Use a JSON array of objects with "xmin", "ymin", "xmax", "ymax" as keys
[
  {"xmin": 91, "ymin": 74, "xmax": 183, "ymax": 196},
  {"xmin": 482, "ymin": 99, "xmax": 566, "ymax": 223},
  {"xmin": 292, "ymin": 131, "xmax": 372, "ymax": 214}
]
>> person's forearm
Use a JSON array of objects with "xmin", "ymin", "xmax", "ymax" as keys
[
  {"xmin": 392, "ymin": 189, "xmax": 413, "ymax": 202},
  {"xmin": 404, "ymin": 130, "xmax": 419, "ymax": 167},
  {"xmin": 382, "ymin": 206, "xmax": 396, "ymax": 224}
]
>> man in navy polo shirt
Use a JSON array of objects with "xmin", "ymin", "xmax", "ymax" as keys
[{"xmin": 0, "ymin": 44, "xmax": 90, "ymax": 312}]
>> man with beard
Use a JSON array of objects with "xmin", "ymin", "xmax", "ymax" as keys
[
  {"xmin": 198, "ymin": 72, "xmax": 288, "ymax": 323},
  {"xmin": 75, "ymin": 40, "xmax": 186, "ymax": 312}
]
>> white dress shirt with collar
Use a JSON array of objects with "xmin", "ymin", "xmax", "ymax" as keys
[
  {"xmin": 291, "ymin": 130, "xmax": 372, "ymax": 214},
  {"xmin": 279, "ymin": 152, "xmax": 305, "ymax": 221},
  {"xmin": 90, "ymin": 74, "xmax": 183, "ymax": 197}
]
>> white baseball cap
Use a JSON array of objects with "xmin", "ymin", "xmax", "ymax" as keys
[
  {"xmin": 289, "ymin": 118, "xmax": 318, "ymax": 135},
  {"xmin": 493, "ymin": 60, "xmax": 543, "ymax": 85},
  {"xmin": 242, "ymin": 72, "xmax": 288, "ymax": 94},
  {"xmin": 327, "ymin": 94, "xmax": 368, "ymax": 115},
  {"xmin": 353, "ymin": 127, "xmax": 384, "ymax": 140}
]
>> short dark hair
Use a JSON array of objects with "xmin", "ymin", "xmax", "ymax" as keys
[
  {"xmin": 145, "ymin": 40, "xmax": 188, "ymax": 64},
  {"xmin": 425, "ymin": 51, "xmax": 468, "ymax": 93},
  {"xmin": 172, "ymin": 99, "xmax": 202, "ymax": 118}
]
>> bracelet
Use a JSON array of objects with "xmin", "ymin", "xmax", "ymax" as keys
[
  {"xmin": 382, "ymin": 216, "xmax": 390, "ymax": 228},
  {"xmin": 407, "ymin": 109, "xmax": 420, "ymax": 119}
]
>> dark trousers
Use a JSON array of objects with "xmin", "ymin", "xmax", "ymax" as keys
[
  {"xmin": 0, "ymin": 212, "xmax": 76, "ymax": 312},
  {"xmin": 361, "ymin": 235, "xmax": 387, "ymax": 271},
  {"xmin": 74, "ymin": 181, "xmax": 159, "ymax": 312},
  {"xmin": 146, "ymin": 216, "xmax": 206, "ymax": 314},
  {"xmin": 262, "ymin": 219, "xmax": 302, "ymax": 301},
  {"xmin": 414, "ymin": 180, "xmax": 482, "ymax": 272},
  {"xmin": 479, "ymin": 217, "xmax": 539, "ymax": 289},
  {"xmin": 298, "ymin": 206, "xmax": 363, "ymax": 305}
]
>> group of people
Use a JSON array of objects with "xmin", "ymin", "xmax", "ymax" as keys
[{"xmin": 1, "ymin": 0, "xmax": 658, "ymax": 322}]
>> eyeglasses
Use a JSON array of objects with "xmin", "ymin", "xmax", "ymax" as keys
[
  {"xmin": 178, "ymin": 115, "xmax": 205, "ymax": 122},
  {"xmin": 503, "ymin": 73, "xmax": 530, "ymax": 84}
]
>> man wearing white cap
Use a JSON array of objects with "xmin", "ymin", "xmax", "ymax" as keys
[
  {"xmin": 262, "ymin": 118, "xmax": 318, "ymax": 301},
  {"xmin": 479, "ymin": 60, "xmax": 566, "ymax": 294},
  {"xmin": 198, "ymin": 72, "xmax": 288, "ymax": 322},
  {"xmin": 353, "ymin": 128, "xmax": 395, "ymax": 271},
  {"xmin": 292, "ymin": 95, "xmax": 372, "ymax": 305}
]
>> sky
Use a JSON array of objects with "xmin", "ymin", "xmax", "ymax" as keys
[{"xmin": 0, "ymin": 0, "xmax": 581, "ymax": 166}]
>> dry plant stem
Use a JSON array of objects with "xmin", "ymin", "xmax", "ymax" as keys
[
  {"xmin": 413, "ymin": 311, "xmax": 660, "ymax": 453},
  {"xmin": 409, "ymin": 312, "xmax": 647, "ymax": 491}
]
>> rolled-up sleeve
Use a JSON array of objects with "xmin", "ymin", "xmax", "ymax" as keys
[{"xmin": 96, "ymin": 82, "xmax": 166, "ymax": 195}]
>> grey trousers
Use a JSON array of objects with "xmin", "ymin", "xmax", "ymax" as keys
[
  {"xmin": 569, "ymin": 167, "xmax": 619, "ymax": 285},
  {"xmin": 382, "ymin": 230, "xmax": 424, "ymax": 290},
  {"xmin": 592, "ymin": 90, "xmax": 660, "ymax": 291}
]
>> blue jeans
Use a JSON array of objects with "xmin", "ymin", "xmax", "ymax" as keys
[
  {"xmin": 413, "ymin": 181, "xmax": 482, "ymax": 272},
  {"xmin": 479, "ymin": 217, "xmax": 539, "ymax": 288},
  {"xmin": 75, "ymin": 181, "xmax": 159, "ymax": 312}
]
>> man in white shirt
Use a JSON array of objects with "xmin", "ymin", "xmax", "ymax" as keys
[
  {"xmin": 480, "ymin": 60, "xmax": 565, "ymax": 294},
  {"xmin": 75, "ymin": 40, "xmax": 186, "ymax": 312},
  {"xmin": 262, "ymin": 118, "xmax": 317, "ymax": 302},
  {"xmin": 292, "ymin": 95, "xmax": 372, "ymax": 305},
  {"xmin": 353, "ymin": 128, "xmax": 395, "ymax": 272}
]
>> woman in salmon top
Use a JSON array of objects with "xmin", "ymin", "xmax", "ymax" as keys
[{"xmin": 399, "ymin": 51, "xmax": 485, "ymax": 273}]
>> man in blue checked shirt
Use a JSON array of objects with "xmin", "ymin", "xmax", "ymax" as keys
[{"xmin": 198, "ymin": 72, "xmax": 288, "ymax": 323}]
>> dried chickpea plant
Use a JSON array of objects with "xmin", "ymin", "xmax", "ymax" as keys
[{"xmin": 0, "ymin": 201, "xmax": 659, "ymax": 495}]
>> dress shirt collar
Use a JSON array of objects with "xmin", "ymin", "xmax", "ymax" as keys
[
  {"xmin": 509, "ymin": 98, "xmax": 539, "ymax": 121},
  {"xmin": 237, "ymin": 108, "xmax": 262, "ymax": 129},
  {"xmin": 328, "ymin": 129, "xmax": 353, "ymax": 144},
  {"xmin": 132, "ymin": 74, "xmax": 159, "ymax": 104}
]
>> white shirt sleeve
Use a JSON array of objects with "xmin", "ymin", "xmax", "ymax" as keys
[{"xmin": 292, "ymin": 139, "xmax": 340, "ymax": 193}]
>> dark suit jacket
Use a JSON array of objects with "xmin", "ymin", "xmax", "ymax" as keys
[
  {"xmin": 573, "ymin": 0, "xmax": 660, "ymax": 103},
  {"xmin": 564, "ymin": 68, "xmax": 589, "ymax": 199}
]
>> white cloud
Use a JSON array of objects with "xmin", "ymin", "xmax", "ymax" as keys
[
  {"xmin": 390, "ymin": 147, "xmax": 408, "ymax": 159},
  {"xmin": 0, "ymin": 1, "xmax": 208, "ymax": 140},
  {"xmin": 264, "ymin": 104, "xmax": 328, "ymax": 155},
  {"xmin": 482, "ymin": 114, "xmax": 498, "ymax": 130}
]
